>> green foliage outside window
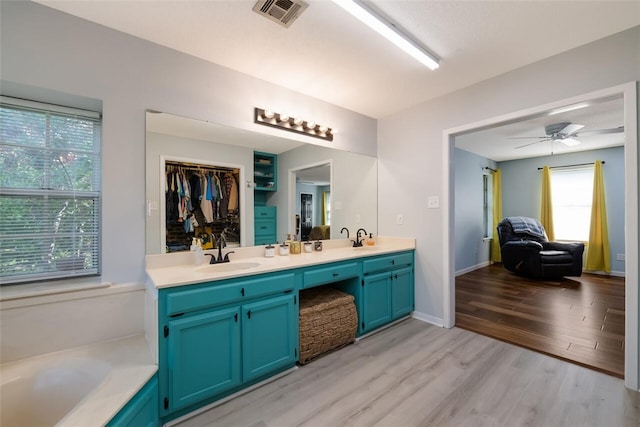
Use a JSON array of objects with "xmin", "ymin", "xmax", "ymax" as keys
[{"xmin": 0, "ymin": 99, "xmax": 101, "ymax": 284}]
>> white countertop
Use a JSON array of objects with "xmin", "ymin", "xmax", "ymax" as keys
[{"xmin": 146, "ymin": 237, "xmax": 415, "ymax": 289}]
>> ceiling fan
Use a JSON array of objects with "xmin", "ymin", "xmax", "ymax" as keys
[{"xmin": 512, "ymin": 122, "xmax": 624, "ymax": 149}]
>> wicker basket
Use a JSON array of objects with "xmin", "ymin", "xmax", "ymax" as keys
[{"xmin": 298, "ymin": 287, "xmax": 358, "ymax": 364}]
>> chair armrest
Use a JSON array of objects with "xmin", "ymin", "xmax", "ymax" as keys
[
  {"xmin": 542, "ymin": 241, "xmax": 584, "ymax": 254},
  {"xmin": 502, "ymin": 240, "xmax": 543, "ymax": 252}
]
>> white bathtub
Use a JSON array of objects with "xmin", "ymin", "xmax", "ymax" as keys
[{"xmin": 0, "ymin": 335, "xmax": 156, "ymax": 427}]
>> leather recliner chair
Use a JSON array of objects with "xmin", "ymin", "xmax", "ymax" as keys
[{"xmin": 497, "ymin": 217, "xmax": 585, "ymax": 279}]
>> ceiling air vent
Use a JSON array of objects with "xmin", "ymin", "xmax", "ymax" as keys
[{"xmin": 253, "ymin": 0, "xmax": 309, "ymax": 28}]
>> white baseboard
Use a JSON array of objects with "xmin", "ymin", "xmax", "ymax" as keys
[
  {"xmin": 584, "ymin": 269, "xmax": 626, "ymax": 278},
  {"xmin": 412, "ymin": 311, "xmax": 444, "ymax": 328},
  {"xmin": 455, "ymin": 261, "xmax": 491, "ymax": 277}
]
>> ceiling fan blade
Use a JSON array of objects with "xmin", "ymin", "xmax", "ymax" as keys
[
  {"xmin": 559, "ymin": 137, "xmax": 580, "ymax": 147},
  {"xmin": 559, "ymin": 123, "xmax": 584, "ymax": 136},
  {"xmin": 508, "ymin": 136, "xmax": 548, "ymax": 139},
  {"xmin": 577, "ymin": 126, "xmax": 625, "ymax": 136},
  {"xmin": 515, "ymin": 138, "xmax": 550, "ymax": 149}
]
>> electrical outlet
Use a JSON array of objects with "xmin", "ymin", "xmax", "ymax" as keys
[
  {"xmin": 617, "ymin": 253, "xmax": 625, "ymax": 261},
  {"xmin": 397, "ymin": 214, "xmax": 404, "ymax": 225},
  {"xmin": 355, "ymin": 214, "xmax": 361, "ymax": 223}
]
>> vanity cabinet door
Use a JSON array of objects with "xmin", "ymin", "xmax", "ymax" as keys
[
  {"xmin": 361, "ymin": 271, "xmax": 392, "ymax": 333},
  {"xmin": 106, "ymin": 375, "xmax": 158, "ymax": 427},
  {"xmin": 242, "ymin": 293, "xmax": 297, "ymax": 383},
  {"xmin": 167, "ymin": 307, "xmax": 241, "ymax": 412},
  {"xmin": 391, "ymin": 266, "xmax": 414, "ymax": 319}
]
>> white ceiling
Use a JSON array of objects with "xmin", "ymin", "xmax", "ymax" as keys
[
  {"xmin": 455, "ymin": 95, "xmax": 626, "ymax": 162},
  {"xmin": 37, "ymin": 1, "xmax": 637, "ymax": 161},
  {"xmin": 34, "ymin": 0, "xmax": 640, "ymax": 120}
]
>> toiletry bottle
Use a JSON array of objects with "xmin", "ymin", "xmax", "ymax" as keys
[
  {"xmin": 279, "ymin": 241, "xmax": 290, "ymax": 256},
  {"xmin": 304, "ymin": 241, "xmax": 313, "ymax": 253},
  {"xmin": 290, "ymin": 235, "xmax": 301, "ymax": 254},
  {"xmin": 195, "ymin": 239, "xmax": 204, "ymax": 265},
  {"xmin": 265, "ymin": 243, "xmax": 275, "ymax": 258},
  {"xmin": 366, "ymin": 233, "xmax": 376, "ymax": 246}
]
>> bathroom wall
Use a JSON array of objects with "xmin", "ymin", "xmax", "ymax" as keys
[
  {"xmin": 378, "ymin": 26, "xmax": 639, "ymax": 324},
  {"xmin": 377, "ymin": 26, "xmax": 639, "ymax": 387},
  {"xmin": 0, "ymin": 285, "xmax": 144, "ymax": 362}
]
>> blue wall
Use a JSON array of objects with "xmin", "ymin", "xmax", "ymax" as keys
[
  {"xmin": 499, "ymin": 146, "xmax": 625, "ymax": 274},
  {"xmin": 454, "ymin": 148, "xmax": 497, "ymax": 273}
]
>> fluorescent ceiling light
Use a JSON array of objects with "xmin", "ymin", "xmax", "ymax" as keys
[{"xmin": 332, "ymin": 0, "xmax": 439, "ymax": 70}]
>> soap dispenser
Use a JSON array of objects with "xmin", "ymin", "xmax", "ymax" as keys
[{"xmin": 366, "ymin": 233, "xmax": 376, "ymax": 246}]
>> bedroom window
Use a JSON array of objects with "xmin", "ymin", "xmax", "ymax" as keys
[
  {"xmin": 551, "ymin": 166, "xmax": 593, "ymax": 241},
  {"xmin": 482, "ymin": 173, "xmax": 492, "ymax": 238},
  {"xmin": 0, "ymin": 96, "xmax": 101, "ymax": 284}
]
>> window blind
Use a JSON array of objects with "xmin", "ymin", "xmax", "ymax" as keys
[
  {"xmin": 551, "ymin": 166, "xmax": 593, "ymax": 242},
  {"xmin": 0, "ymin": 97, "xmax": 101, "ymax": 284}
]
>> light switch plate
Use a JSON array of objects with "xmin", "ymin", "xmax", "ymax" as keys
[{"xmin": 427, "ymin": 196, "xmax": 440, "ymax": 209}]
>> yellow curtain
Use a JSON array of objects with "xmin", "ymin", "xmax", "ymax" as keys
[
  {"xmin": 540, "ymin": 165, "xmax": 555, "ymax": 240},
  {"xmin": 490, "ymin": 169, "xmax": 502, "ymax": 263},
  {"xmin": 585, "ymin": 161, "xmax": 610, "ymax": 272},
  {"xmin": 322, "ymin": 191, "xmax": 328, "ymax": 225}
]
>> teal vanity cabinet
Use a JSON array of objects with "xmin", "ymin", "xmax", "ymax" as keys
[
  {"xmin": 158, "ymin": 271, "xmax": 299, "ymax": 421},
  {"xmin": 360, "ymin": 251, "xmax": 414, "ymax": 334},
  {"xmin": 106, "ymin": 374, "xmax": 159, "ymax": 427}
]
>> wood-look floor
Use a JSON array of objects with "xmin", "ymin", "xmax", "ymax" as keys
[
  {"xmin": 177, "ymin": 319, "xmax": 639, "ymax": 427},
  {"xmin": 455, "ymin": 264, "xmax": 625, "ymax": 378}
]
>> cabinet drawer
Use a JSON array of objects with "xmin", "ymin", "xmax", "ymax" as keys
[
  {"xmin": 254, "ymin": 219, "xmax": 275, "ymax": 236},
  {"xmin": 243, "ymin": 272, "xmax": 296, "ymax": 299},
  {"xmin": 363, "ymin": 252, "xmax": 413, "ymax": 275},
  {"xmin": 303, "ymin": 262, "xmax": 359, "ymax": 288},
  {"xmin": 254, "ymin": 206, "xmax": 276, "ymax": 219},
  {"xmin": 166, "ymin": 272, "xmax": 297, "ymax": 316},
  {"xmin": 166, "ymin": 282, "xmax": 245, "ymax": 316}
]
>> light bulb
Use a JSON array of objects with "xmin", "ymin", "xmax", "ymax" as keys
[
  {"xmin": 278, "ymin": 113, "xmax": 289, "ymax": 123},
  {"xmin": 305, "ymin": 121, "xmax": 316, "ymax": 130},
  {"xmin": 263, "ymin": 109, "xmax": 274, "ymax": 119}
]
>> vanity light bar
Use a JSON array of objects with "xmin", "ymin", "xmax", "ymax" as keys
[{"xmin": 254, "ymin": 107, "xmax": 334, "ymax": 141}]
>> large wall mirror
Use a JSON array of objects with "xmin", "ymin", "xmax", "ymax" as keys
[{"xmin": 145, "ymin": 111, "xmax": 378, "ymax": 254}]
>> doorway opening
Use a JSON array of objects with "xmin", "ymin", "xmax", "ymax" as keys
[{"xmin": 443, "ymin": 82, "xmax": 638, "ymax": 389}]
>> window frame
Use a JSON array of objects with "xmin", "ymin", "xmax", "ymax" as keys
[
  {"xmin": 550, "ymin": 165, "xmax": 594, "ymax": 242},
  {"xmin": 0, "ymin": 96, "xmax": 102, "ymax": 285}
]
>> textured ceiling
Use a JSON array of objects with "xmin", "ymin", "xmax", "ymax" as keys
[{"xmin": 34, "ymin": 0, "xmax": 640, "ymax": 119}]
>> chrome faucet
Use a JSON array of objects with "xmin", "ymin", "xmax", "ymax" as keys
[
  {"xmin": 353, "ymin": 228, "xmax": 368, "ymax": 247},
  {"xmin": 340, "ymin": 227, "xmax": 350, "ymax": 238},
  {"xmin": 206, "ymin": 232, "xmax": 234, "ymax": 264}
]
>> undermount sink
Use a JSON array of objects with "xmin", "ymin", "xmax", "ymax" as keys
[
  {"xmin": 196, "ymin": 262, "xmax": 261, "ymax": 273},
  {"xmin": 353, "ymin": 245, "xmax": 380, "ymax": 251}
]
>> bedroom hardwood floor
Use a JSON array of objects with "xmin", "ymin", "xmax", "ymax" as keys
[
  {"xmin": 175, "ymin": 319, "xmax": 639, "ymax": 427},
  {"xmin": 455, "ymin": 263, "xmax": 625, "ymax": 378}
]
